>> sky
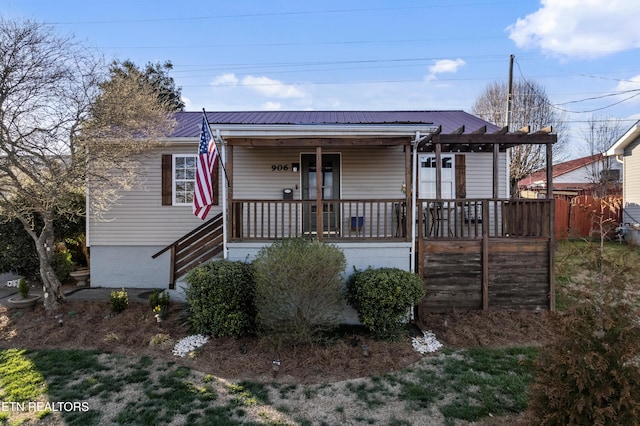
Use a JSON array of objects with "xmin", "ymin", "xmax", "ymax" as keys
[{"xmin": 5, "ymin": 0, "xmax": 640, "ymax": 158}]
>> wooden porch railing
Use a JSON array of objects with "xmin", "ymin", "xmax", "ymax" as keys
[
  {"xmin": 230, "ymin": 199, "xmax": 408, "ymax": 241},
  {"xmin": 152, "ymin": 212, "xmax": 224, "ymax": 288},
  {"xmin": 417, "ymin": 198, "xmax": 553, "ymax": 239}
]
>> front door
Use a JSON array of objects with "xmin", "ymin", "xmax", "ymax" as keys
[{"xmin": 301, "ymin": 154, "xmax": 340, "ymax": 235}]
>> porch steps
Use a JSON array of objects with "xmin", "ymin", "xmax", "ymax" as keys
[{"xmin": 152, "ymin": 213, "xmax": 224, "ymax": 288}]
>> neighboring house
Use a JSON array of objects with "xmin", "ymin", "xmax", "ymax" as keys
[
  {"xmin": 606, "ymin": 120, "xmax": 640, "ymax": 231},
  {"xmin": 518, "ymin": 154, "xmax": 622, "ymax": 199},
  {"xmin": 87, "ymin": 110, "xmax": 557, "ymax": 311}
]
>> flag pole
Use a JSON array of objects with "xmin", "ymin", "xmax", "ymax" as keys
[
  {"xmin": 202, "ymin": 108, "xmax": 230, "ymax": 187},
  {"xmin": 202, "ymin": 109, "xmax": 229, "ymax": 259}
]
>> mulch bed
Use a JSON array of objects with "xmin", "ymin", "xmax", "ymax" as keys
[{"xmin": 0, "ymin": 299, "xmax": 560, "ymax": 384}]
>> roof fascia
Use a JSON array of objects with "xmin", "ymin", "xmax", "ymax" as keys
[
  {"xmin": 606, "ymin": 121, "xmax": 640, "ymax": 156},
  {"xmin": 214, "ymin": 124, "xmax": 440, "ymax": 138}
]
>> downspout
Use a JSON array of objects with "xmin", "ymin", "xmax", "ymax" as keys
[
  {"xmin": 215, "ymin": 129, "xmax": 228, "ymax": 259},
  {"xmin": 410, "ymin": 131, "xmax": 431, "ymax": 274}
]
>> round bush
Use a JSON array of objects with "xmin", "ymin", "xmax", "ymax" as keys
[
  {"xmin": 185, "ymin": 260, "xmax": 255, "ymax": 338},
  {"xmin": 347, "ymin": 267, "xmax": 425, "ymax": 337},
  {"xmin": 252, "ymin": 238, "xmax": 346, "ymax": 346}
]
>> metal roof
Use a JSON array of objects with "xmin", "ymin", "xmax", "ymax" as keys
[{"xmin": 170, "ymin": 110, "xmax": 501, "ymax": 138}]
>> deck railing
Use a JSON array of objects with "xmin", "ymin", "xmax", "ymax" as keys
[
  {"xmin": 229, "ymin": 198, "xmax": 552, "ymax": 241},
  {"xmin": 417, "ymin": 198, "xmax": 553, "ymax": 239},
  {"xmin": 230, "ymin": 199, "xmax": 407, "ymax": 241}
]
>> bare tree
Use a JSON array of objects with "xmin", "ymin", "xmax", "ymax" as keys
[
  {"xmin": 471, "ymin": 79, "xmax": 568, "ymax": 196},
  {"xmin": 581, "ymin": 115, "xmax": 623, "ymax": 197},
  {"xmin": 0, "ymin": 19, "xmax": 174, "ymax": 310}
]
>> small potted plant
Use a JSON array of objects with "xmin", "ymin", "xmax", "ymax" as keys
[{"xmin": 8, "ymin": 278, "xmax": 41, "ymax": 308}]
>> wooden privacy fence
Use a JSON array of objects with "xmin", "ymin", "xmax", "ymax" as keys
[{"xmin": 555, "ymin": 195, "xmax": 622, "ymax": 239}]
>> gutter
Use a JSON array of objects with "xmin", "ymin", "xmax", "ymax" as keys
[{"xmin": 167, "ymin": 124, "xmax": 441, "ymax": 141}]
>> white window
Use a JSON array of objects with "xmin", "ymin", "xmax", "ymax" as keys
[
  {"xmin": 419, "ymin": 154, "xmax": 455, "ymax": 199},
  {"xmin": 173, "ymin": 155, "xmax": 197, "ymax": 205}
]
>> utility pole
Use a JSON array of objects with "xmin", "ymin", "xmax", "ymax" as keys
[{"xmin": 505, "ymin": 54, "xmax": 514, "ymax": 131}]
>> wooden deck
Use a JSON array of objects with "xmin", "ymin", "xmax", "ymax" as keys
[
  {"xmin": 229, "ymin": 197, "xmax": 555, "ymax": 312},
  {"xmin": 417, "ymin": 199, "xmax": 554, "ymax": 312}
]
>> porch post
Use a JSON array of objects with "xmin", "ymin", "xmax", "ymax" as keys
[
  {"xmin": 226, "ymin": 145, "xmax": 233, "ymax": 245},
  {"xmin": 435, "ymin": 143, "xmax": 442, "ymax": 198},
  {"xmin": 316, "ymin": 146, "xmax": 323, "ymax": 240},
  {"xmin": 492, "ymin": 142, "xmax": 499, "ymax": 198},
  {"xmin": 546, "ymin": 141, "xmax": 556, "ymax": 311},
  {"xmin": 405, "ymin": 145, "xmax": 412, "ymax": 242}
]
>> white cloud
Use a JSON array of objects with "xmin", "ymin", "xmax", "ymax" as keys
[
  {"xmin": 425, "ymin": 58, "xmax": 465, "ymax": 81},
  {"xmin": 211, "ymin": 73, "xmax": 306, "ymax": 99},
  {"xmin": 211, "ymin": 73, "xmax": 239, "ymax": 85},
  {"xmin": 262, "ymin": 101, "xmax": 282, "ymax": 110},
  {"xmin": 240, "ymin": 75, "xmax": 306, "ymax": 99},
  {"xmin": 508, "ymin": 0, "xmax": 640, "ymax": 59},
  {"xmin": 202, "ymin": 74, "xmax": 476, "ymax": 111},
  {"xmin": 614, "ymin": 75, "xmax": 640, "ymax": 104}
]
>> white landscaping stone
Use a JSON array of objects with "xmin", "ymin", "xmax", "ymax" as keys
[
  {"xmin": 411, "ymin": 330, "xmax": 443, "ymax": 354},
  {"xmin": 172, "ymin": 334, "xmax": 209, "ymax": 357}
]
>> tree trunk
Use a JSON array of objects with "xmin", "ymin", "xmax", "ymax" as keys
[
  {"xmin": 21, "ymin": 214, "xmax": 65, "ymax": 311},
  {"xmin": 37, "ymin": 246, "xmax": 65, "ymax": 311}
]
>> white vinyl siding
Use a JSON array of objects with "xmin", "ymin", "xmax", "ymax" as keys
[
  {"xmin": 232, "ymin": 146, "xmax": 407, "ymax": 200},
  {"xmin": 465, "ymin": 152, "xmax": 508, "ymax": 198},
  {"xmin": 89, "ymin": 144, "xmax": 219, "ymax": 246},
  {"xmin": 624, "ymin": 138, "xmax": 640, "ymax": 224}
]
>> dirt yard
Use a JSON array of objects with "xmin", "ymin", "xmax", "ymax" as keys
[{"xmin": 0, "ymin": 297, "xmax": 560, "ymax": 384}]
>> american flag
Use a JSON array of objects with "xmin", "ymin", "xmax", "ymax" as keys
[{"xmin": 193, "ymin": 114, "xmax": 219, "ymax": 219}]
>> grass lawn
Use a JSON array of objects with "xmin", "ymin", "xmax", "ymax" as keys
[{"xmin": 0, "ymin": 346, "xmax": 537, "ymax": 425}]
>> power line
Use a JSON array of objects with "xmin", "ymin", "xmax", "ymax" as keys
[
  {"xmin": 46, "ymin": 2, "xmax": 514, "ymax": 25},
  {"xmin": 514, "ymin": 58, "xmax": 640, "ymax": 114}
]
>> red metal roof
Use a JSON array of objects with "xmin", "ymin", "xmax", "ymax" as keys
[
  {"xmin": 518, "ymin": 154, "xmax": 603, "ymax": 186},
  {"xmin": 170, "ymin": 110, "xmax": 500, "ymax": 138}
]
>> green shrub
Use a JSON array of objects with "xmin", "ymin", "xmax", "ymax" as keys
[
  {"xmin": 109, "ymin": 288, "xmax": 129, "ymax": 313},
  {"xmin": 52, "ymin": 244, "xmax": 73, "ymax": 282},
  {"xmin": 528, "ymin": 239, "xmax": 640, "ymax": 425},
  {"xmin": 347, "ymin": 267, "xmax": 424, "ymax": 338},
  {"xmin": 18, "ymin": 278, "xmax": 30, "ymax": 299},
  {"xmin": 252, "ymin": 238, "xmax": 346, "ymax": 347},
  {"xmin": 185, "ymin": 260, "xmax": 255, "ymax": 338}
]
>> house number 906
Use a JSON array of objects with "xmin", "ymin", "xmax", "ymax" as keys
[{"xmin": 271, "ymin": 164, "xmax": 289, "ymax": 171}]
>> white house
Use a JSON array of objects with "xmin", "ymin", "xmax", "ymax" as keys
[
  {"xmin": 87, "ymin": 110, "xmax": 557, "ymax": 311},
  {"xmin": 606, "ymin": 120, "xmax": 640, "ymax": 243}
]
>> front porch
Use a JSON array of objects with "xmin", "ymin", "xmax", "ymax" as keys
[{"xmin": 228, "ymin": 196, "xmax": 555, "ymax": 312}]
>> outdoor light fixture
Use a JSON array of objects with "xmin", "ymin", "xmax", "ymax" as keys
[
  {"xmin": 272, "ymin": 360, "xmax": 281, "ymax": 376},
  {"xmin": 361, "ymin": 344, "xmax": 370, "ymax": 357}
]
